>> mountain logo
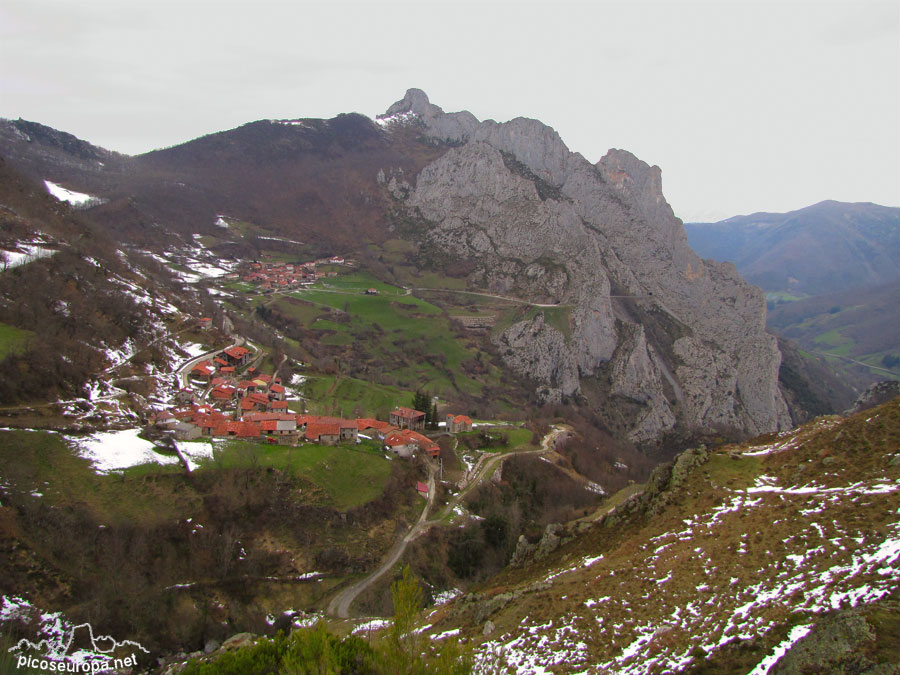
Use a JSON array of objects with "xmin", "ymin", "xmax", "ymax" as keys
[{"xmin": 8, "ymin": 620, "xmax": 149, "ymax": 672}]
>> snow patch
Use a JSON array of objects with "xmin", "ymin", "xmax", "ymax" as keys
[
  {"xmin": 70, "ymin": 429, "xmax": 181, "ymax": 474},
  {"xmin": 44, "ymin": 180, "xmax": 104, "ymax": 207},
  {"xmin": 747, "ymin": 624, "xmax": 813, "ymax": 675},
  {"xmin": 1, "ymin": 243, "xmax": 57, "ymax": 269}
]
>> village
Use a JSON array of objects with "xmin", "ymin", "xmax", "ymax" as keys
[
  {"xmin": 230, "ymin": 255, "xmax": 348, "ymax": 292},
  {"xmin": 150, "ymin": 330, "xmax": 473, "ymax": 462}
]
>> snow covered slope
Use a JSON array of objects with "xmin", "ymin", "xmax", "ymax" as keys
[{"xmin": 425, "ymin": 398, "xmax": 900, "ymax": 674}]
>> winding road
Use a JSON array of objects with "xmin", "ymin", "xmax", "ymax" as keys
[
  {"xmin": 324, "ymin": 425, "xmax": 567, "ymax": 619},
  {"xmin": 327, "ymin": 466, "xmax": 436, "ymax": 619}
]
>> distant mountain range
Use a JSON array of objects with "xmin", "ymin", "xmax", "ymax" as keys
[
  {"xmin": 685, "ymin": 201, "xmax": 900, "ymax": 296},
  {"xmin": 686, "ymin": 201, "xmax": 900, "ymax": 387}
]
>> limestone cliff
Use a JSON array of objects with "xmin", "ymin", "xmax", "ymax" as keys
[{"xmin": 378, "ymin": 89, "xmax": 792, "ymax": 443}]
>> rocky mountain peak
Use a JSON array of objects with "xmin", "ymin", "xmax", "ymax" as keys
[
  {"xmin": 395, "ymin": 93, "xmax": 791, "ymax": 441},
  {"xmin": 597, "ymin": 148, "xmax": 661, "ymax": 196},
  {"xmin": 380, "ymin": 89, "xmax": 479, "ymax": 144},
  {"xmin": 383, "ymin": 88, "xmax": 437, "ymax": 117}
]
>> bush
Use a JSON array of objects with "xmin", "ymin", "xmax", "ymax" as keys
[
  {"xmin": 179, "ymin": 566, "xmax": 472, "ymax": 674},
  {"xmin": 447, "ymin": 530, "xmax": 484, "ymax": 578},
  {"xmin": 881, "ymin": 354, "xmax": 899, "ymax": 369},
  {"xmin": 482, "ymin": 514, "xmax": 508, "ymax": 549}
]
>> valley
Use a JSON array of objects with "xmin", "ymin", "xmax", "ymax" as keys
[
  {"xmin": 0, "ymin": 88, "xmax": 897, "ymax": 673},
  {"xmin": 686, "ymin": 201, "xmax": 900, "ymax": 389}
]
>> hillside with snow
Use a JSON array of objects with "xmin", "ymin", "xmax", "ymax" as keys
[{"xmin": 419, "ymin": 399, "xmax": 900, "ymax": 673}]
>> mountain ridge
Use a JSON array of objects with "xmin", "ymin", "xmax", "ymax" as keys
[
  {"xmin": 0, "ymin": 89, "xmax": 844, "ymax": 447},
  {"xmin": 685, "ymin": 200, "xmax": 900, "ymax": 296},
  {"xmin": 383, "ymin": 88, "xmax": 792, "ymax": 442}
]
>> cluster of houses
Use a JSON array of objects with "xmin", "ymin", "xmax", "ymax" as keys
[
  {"xmin": 237, "ymin": 255, "xmax": 347, "ymax": 292},
  {"xmin": 153, "ymin": 400, "xmax": 472, "ymax": 460},
  {"xmin": 184, "ymin": 346, "xmax": 295, "ymax": 416},
  {"xmin": 155, "ymin": 339, "xmax": 475, "ymax": 464}
]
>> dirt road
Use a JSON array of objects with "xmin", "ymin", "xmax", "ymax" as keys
[
  {"xmin": 327, "ymin": 466, "xmax": 436, "ymax": 619},
  {"xmin": 324, "ymin": 425, "xmax": 567, "ymax": 619}
]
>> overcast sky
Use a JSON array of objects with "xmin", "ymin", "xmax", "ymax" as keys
[{"xmin": 1, "ymin": 0, "xmax": 898, "ymax": 222}]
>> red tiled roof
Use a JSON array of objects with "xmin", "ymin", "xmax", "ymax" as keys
[
  {"xmin": 260, "ymin": 420, "xmax": 279, "ymax": 432},
  {"xmin": 306, "ymin": 423, "xmax": 340, "ymax": 441},
  {"xmin": 210, "ymin": 420, "xmax": 261, "ymax": 437},
  {"xmin": 384, "ymin": 429, "xmax": 438, "ymax": 451},
  {"xmin": 224, "ymin": 346, "xmax": 251, "ymax": 359},
  {"xmin": 238, "ymin": 422, "xmax": 261, "ymax": 438},
  {"xmin": 451, "ymin": 415, "xmax": 472, "ymax": 424},
  {"xmin": 244, "ymin": 412, "xmax": 296, "ymax": 422},
  {"xmin": 191, "ymin": 362, "xmax": 214, "ymax": 375},
  {"xmin": 210, "ymin": 385, "xmax": 236, "ymax": 399},
  {"xmin": 269, "ymin": 383, "xmax": 285, "ymax": 394},
  {"xmin": 196, "ymin": 416, "xmax": 218, "ymax": 430},
  {"xmin": 191, "ymin": 404, "xmax": 217, "ymax": 415},
  {"xmin": 240, "ymin": 398, "xmax": 255, "ymax": 411},
  {"xmin": 270, "ymin": 400, "xmax": 289, "ymax": 410},
  {"xmin": 392, "ymin": 407, "xmax": 425, "ymax": 419},
  {"xmin": 214, "ymin": 357, "xmax": 228, "ymax": 367},
  {"xmin": 356, "ymin": 418, "xmax": 393, "ymax": 431},
  {"xmin": 238, "ymin": 380, "xmax": 256, "ymax": 389},
  {"xmin": 416, "ymin": 481, "xmax": 428, "ymax": 493},
  {"xmin": 298, "ymin": 415, "xmax": 356, "ymax": 429}
]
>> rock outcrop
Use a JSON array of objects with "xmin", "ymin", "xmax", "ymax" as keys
[
  {"xmin": 845, "ymin": 380, "xmax": 900, "ymax": 415},
  {"xmin": 382, "ymin": 89, "xmax": 792, "ymax": 443}
]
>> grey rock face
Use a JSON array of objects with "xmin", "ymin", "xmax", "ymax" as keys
[
  {"xmin": 770, "ymin": 608, "xmax": 893, "ymax": 675},
  {"xmin": 385, "ymin": 90, "xmax": 792, "ymax": 442},
  {"xmin": 510, "ymin": 534, "xmax": 537, "ymax": 568},
  {"xmin": 845, "ymin": 380, "xmax": 900, "ymax": 415},
  {"xmin": 494, "ymin": 313, "xmax": 579, "ymax": 404},
  {"xmin": 380, "ymin": 88, "xmax": 478, "ymax": 143}
]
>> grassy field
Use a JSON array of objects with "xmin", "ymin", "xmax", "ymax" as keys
[
  {"xmin": 0, "ymin": 322, "xmax": 35, "ymax": 359},
  {"xmin": 203, "ymin": 438, "xmax": 392, "ymax": 509},
  {"xmin": 0, "ymin": 430, "xmax": 196, "ymax": 526},
  {"xmin": 266, "ymin": 295, "xmax": 324, "ymax": 323},
  {"xmin": 300, "ymin": 374, "xmax": 411, "ymax": 418},
  {"xmin": 221, "ymin": 280, "xmax": 257, "ymax": 293},
  {"xmin": 764, "ymin": 290, "xmax": 807, "ymax": 306},
  {"xmin": 411, "ymin": 271, "xmax": 469, "ymax": 290},
  {"xmin": 702, "ymin": 451, "xmax": 762, "ymax": 489},
  {"xmin": 813, "ymin": 328, "xmax": 855, "ymax": 357},
  {"xmin": 312, "ymin": 271, "xmax": 407, "ymax": 296},
  {"xmin": 225, "ymin": 265, "xmax": 518, "ymax": 410},
  {"xmin": 289, "ymin": 280, "xmax": 502, "ymax": 396},
  {"xmin": 0, "ymin": 429, "xmax": 395, "ymax": 519},
  {"xmin": 456, "ymin": 426, "xmax": 535, "ymax": 452}
]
